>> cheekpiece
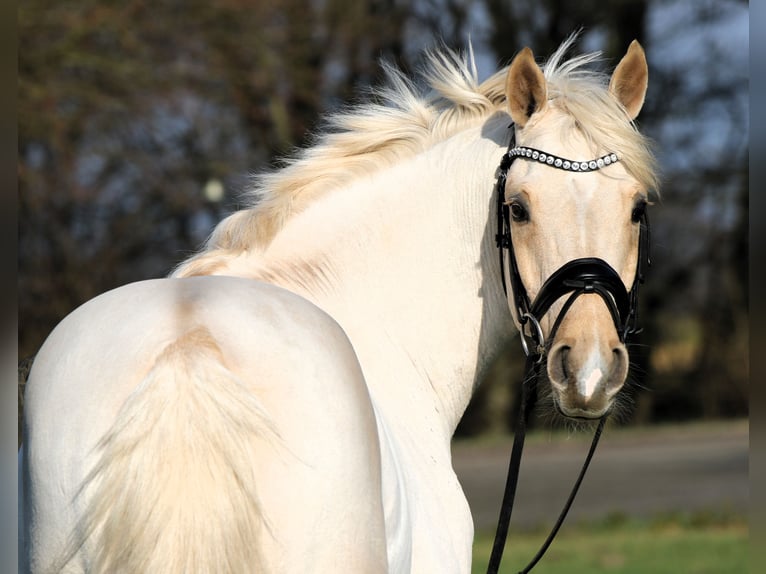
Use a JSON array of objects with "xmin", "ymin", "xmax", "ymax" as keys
[{"xmin": 507, "ymin": 146, "xmax": 619, "ymax": 173}]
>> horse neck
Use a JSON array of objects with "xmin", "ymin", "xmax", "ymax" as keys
[{"xmin": 246, "ymin": 120, "xmax": 515, "ymax": 440}]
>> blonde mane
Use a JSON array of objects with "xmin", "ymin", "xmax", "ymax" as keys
[
  {"xmin": 537, "ymin": 42, "xmax": 659, "ymax": 195},
  {"xmin": 174, "ymin": 37, "xmax": 657, "ymax": 278}
]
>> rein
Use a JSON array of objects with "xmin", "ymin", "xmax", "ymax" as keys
[{"xmin": 486, "ymin": 126, "xmax": 650, "ymax": 574}]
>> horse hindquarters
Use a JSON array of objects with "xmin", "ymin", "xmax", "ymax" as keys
[{"xmin": 22, "ymin": 277, "xmax": 388, "ymax": 573}]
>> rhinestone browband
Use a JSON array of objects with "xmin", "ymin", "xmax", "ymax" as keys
[{"xmin": 507, "ymin": 146, "xmax": 619, "ymax": 172}]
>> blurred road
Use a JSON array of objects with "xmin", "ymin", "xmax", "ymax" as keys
[{"xmin": 452, "ymin": 419, "xmax": 748, "ymax": 532}]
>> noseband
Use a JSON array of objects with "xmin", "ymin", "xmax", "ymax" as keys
[{"xmin": 487, "ymin": 126, "xmax": 651, "ymax": 574}]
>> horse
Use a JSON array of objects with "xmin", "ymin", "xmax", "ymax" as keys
[{"xmin": 19, "ymin": 35, "xmax": 657, "ymax": 573}]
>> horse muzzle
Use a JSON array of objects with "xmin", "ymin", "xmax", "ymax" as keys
[
  {"xmin": 518, "ymin": 258, "xmax": 634, "ymax": 419},
  {"xmin": 547, "ymin": 330, "xmax": 629, "ymax": 419}
]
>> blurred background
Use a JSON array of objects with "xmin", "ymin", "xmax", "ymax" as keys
[{"xmin": 18, "ymin": 0, "xmax": 748, "ymax": 433}]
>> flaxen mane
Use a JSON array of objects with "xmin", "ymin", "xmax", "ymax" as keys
[{"xmin": 174, "ymin": 36, "xmax": 657, "ymax": 278}]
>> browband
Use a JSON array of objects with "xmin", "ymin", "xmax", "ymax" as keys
[{"xmin": 506, "ymin": 146, "xmax": 619, "ymax": 173}]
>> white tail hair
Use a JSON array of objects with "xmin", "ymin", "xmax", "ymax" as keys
[{"xmin": 65, "ymin": 327, "xmax": 277, "ymax": 573}]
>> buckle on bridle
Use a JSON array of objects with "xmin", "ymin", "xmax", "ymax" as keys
[{"xmin": 519, "ymin": 312, "xmax": 545, "ymax": 362}]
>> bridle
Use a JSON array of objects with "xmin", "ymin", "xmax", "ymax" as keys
[
  {"xmin": 496, "ymin": 131, "xmax": 650, "ymax": 361},
  {"xmin": 486, "ymin": 126, "xmax": 651, "ymax": 574}
]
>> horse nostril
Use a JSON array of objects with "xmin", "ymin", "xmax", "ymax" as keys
[
  {"xmin": 547, "ymin": 344, "xmax": 571, "ymax": 386},
  {"xmin": 608, "ymin": 346, "xmax": 629, "ymax": 391},
  {"xmin": 559, "ymin": 345, "xmax": 571, "ymax": 379}
]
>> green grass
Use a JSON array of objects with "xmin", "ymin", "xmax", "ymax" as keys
[{"xmin": 472, "ymin": 512, "xmax": 747, "ymax": 574}]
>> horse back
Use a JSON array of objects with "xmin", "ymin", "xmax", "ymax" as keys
[{"xmin": 21, "ymin": 276, "xmax": 387, "ymax": 573}]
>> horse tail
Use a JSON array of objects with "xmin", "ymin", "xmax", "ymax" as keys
[{"xmin": 74, "ymin": 326, "xmax": 276, "ymax": 574}]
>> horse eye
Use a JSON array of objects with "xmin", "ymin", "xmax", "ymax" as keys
[
  {"xmin": 510, "ymin": 202, "xmax": 529, "ymax": 222},
  {"xmin": 631, "ymin": 201, "xmax": 647, "ymax": 223}
]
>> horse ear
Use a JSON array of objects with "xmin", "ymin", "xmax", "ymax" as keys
[
  {"xmin": 609, "ymin": 40, "xmax": 648, "ymax": 120},
  {"xmin": 506, "ymin": 47, "xmax": 548, "ymax": 128}
]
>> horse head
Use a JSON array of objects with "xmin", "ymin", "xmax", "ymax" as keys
[{"xmin": 500, "ymin": 41, "xmax": 655, "ymax": 419}]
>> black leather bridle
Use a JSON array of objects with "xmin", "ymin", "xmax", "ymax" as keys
[
  {"xmin": 495, "ymin": 129, "xmax": 650, "ymax": 361},
  {"xmin": 486, "ymin": 126, "xmax": 651, "ymax": 574}
]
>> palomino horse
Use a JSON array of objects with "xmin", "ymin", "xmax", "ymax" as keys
[{"xmin": 20, "ymin": 35, "xmax": 657, "ymax": 573}]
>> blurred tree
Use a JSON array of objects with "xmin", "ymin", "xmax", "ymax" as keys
[
  {"xmin": 18, "ymin": 0, "xmax": 413, "ymax": 360},
  {"xmin": 483, "ymin": 0, "xmax": 647, "ymax": 63},
  {"xmin": 634, "ymin": 0, "xmax": 749, "ymax": 422}
]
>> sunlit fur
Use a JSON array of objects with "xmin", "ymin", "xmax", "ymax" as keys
[
  {"xmin": 174, "ymin": 35, "xmax": 657, "ymax": 280},
  {"xmin": 537, "ymin": 41, "xmax": 658, "ymax": 196},
  {"xmin": 62, "ymin": 327, "xmax": 279, "ymax": 573}
]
